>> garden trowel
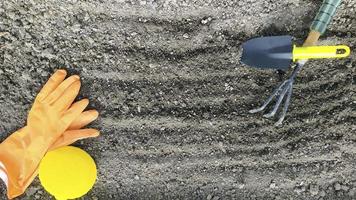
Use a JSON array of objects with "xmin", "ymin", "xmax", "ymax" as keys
[{"xmin": 241, "ymin": 35, "xmax": 350, "ymax": 70}]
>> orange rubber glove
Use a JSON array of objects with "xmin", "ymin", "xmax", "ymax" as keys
[{"xmin": 0, "ymin": 70, "xmax": 99, "ymax": 199}]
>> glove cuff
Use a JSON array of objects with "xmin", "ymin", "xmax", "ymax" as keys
[
  {"xmin": 0, "ymin": 161, "xmax": 8, "ymax": 187},
  {"xmin": 0, "ymin": 127, "xmax": 41, "ymax": 199}
]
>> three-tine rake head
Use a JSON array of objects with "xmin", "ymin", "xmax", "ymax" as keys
[{"xmin": 249, "ymin": 62, "xmax": 304, "ymax": 126}]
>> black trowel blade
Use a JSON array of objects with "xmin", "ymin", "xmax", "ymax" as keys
[{"xmin": 241, "ymin": 35, "xmax": 293, "ymax": 70}]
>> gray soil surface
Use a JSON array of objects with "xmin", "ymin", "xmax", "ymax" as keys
[{"xmin": 0, "ymin": 0, "xmax": 356, "ymax": 199}]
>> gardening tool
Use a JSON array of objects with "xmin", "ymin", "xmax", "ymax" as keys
[
  {"xmin": 242, "ymin": 0, "xmax": 345, "ymax": 125},
  {"xmin": 241, "ymin": 35, "xmax": 350, "ymax": 70},
  {"xmin": 39, "ymin": 146, "xmax": 97, "ymax": 200}
]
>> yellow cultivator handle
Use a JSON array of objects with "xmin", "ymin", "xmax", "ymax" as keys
[{"xmin": 293, "ymin": 45, "xmax": 350, "ymax": 61}]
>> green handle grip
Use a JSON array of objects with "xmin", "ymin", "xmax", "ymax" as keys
[{"xmin": 310, "ymin": 0, "xmax": 342, "ymax": 35}]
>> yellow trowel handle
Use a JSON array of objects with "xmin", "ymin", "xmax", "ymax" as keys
[{"xmin": 293, "ymin": 45, "xmax": 350, "ymax": 61}]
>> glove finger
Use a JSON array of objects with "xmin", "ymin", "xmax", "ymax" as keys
[
  {"xmin": 60, "ymin": 99, "xmax": 89, "ymax": 126},
  {"xmin": 43, "ymin": 75, "xmax": 80, "ymax": 105},
  {"xmin": 68, "ymin": 110, "xmax": 99, "ymax": 130},
  {"xmin": 53, "ymin": 81, "xmax": 81, "ymax": 112},
  {"xmin": 36, "ymin": 69, "xmax": 67, "ymax": 101},
  {"xmin": 49, "ymin": 129, "xmax": 100, "ymax": 151}
]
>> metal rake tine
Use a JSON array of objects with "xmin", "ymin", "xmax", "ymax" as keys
[
  {"xmin": 249, "ymin": 80, "xmax": 289, "ymax": 114},
  {"xmin": 275, "ymin": 83, "xmax": 294, "ymax": 126},
  {"xmin": 263, "ymin": 80, "xmax": 290, "ymax": 118},
  {"xmin": 272, "ymin": 63, "xmax": 303, "ymax": 124}
]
